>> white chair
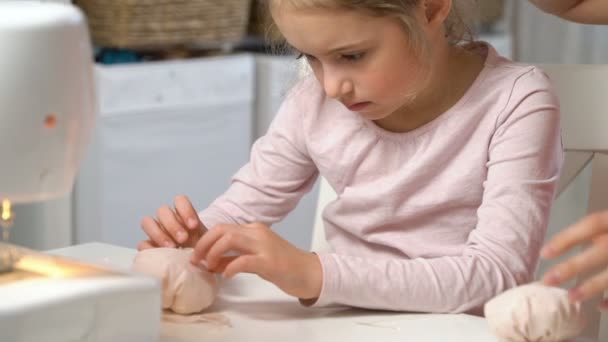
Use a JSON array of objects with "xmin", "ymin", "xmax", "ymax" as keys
[
  {"xmin": 310, "ymin": 65, "xmax": 608, "ymax": 341},
  {"xmin": 310, "ymin": 177, "xmax": 334, "ymax": 253}
]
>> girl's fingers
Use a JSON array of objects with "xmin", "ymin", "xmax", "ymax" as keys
[
  {"xmin": 204, "ymin": 231, "xmax": 256, "ymax": 270},
  {"xmin": 174, "ymin": 195, "xmax": 204, "ymax": 231},
  {"xmin": 182, "ymin": 227, "xmax": 203, "ymax": 248},
  {"xmin": 542, "ymin": 211, "xmax": 608, "ymax": 258},
  {"xmin": 140, "ymin": 215, "xmax": 175, "ymax": 248},
  {"xmin": 205, "ymin": 255, "xmax": 238, "ymax": 274},
  {"xmin": 568, "ymin": 266, "xmax": 608, "ymax": 303},
  {"xmin": 543, "ymin": 241, "xmax": 608, "ymax": 286},
  {"xmin": 192, "ymin": 224, "xmax": 236, "ymax": 263},
  {"xmin": 137, "ymin": 240, "xmax": 157, "ymax": 251},
  {"xmin": 157, "ymin": 205, "xmax": 188, "ymax": 244},
  {"xmin": 221, "ymin": 255, "xmax": 259, "ymax": 279}
]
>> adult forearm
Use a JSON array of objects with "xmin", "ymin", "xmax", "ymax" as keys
[
  {"xmin": 530, "ymin": 0, "xmax": 582, "ymax": 15},
  {"xmin": 530, "ymin": 0, "xmax": 608, "ymax": 24}
]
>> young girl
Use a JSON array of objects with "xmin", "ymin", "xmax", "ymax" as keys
[{"xmin": 139, "ymin": 0, "xmax": 563, "ymax": 314}]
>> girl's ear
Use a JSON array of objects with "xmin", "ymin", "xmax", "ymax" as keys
[{"xmin": 423, "ymin": 0, "xmax": 452, "ymax": 26}]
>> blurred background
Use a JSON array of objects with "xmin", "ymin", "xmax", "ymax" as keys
[{"xmin": 5, "ymin": 0, "xmax": 607, "ymax": 261}]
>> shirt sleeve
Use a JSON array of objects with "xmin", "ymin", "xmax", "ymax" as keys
[
  {"xmin": 198, "ymin": 81, "xmax": 319, "ymax": 229},
  {"xmin": 309, "ymin": 68, "xmax": 564, "ymax": 314}
]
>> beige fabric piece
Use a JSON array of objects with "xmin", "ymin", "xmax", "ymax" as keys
[
  {"xmin": 132, "ymin": 248, "xmax": 219, "ymax": 314},
  {"xmin": 484, "ymin": 283, "xmax": 587, "ymax": 342}
]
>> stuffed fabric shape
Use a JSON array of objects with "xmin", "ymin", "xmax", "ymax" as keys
[
  {"xmin": 484, "ymin": 282, "xmax": 586, "ymax": 342},
  {"xmin": 133, "ymin": 247, "xmax": 219, "ymax": 314}
]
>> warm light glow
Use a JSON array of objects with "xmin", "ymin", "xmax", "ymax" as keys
[
  {"xmin": 15, "ymin": 256, "xmax": 72, "ymax": 278},
  {"xmin": 14, "ymin": 254, "xmax": 116, "ymax": 279},
  {"xmin": 1, "ymin": 199, "xmax": 11, "ymax": 222}
]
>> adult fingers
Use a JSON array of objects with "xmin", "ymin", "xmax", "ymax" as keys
[
  {"xmin": 568, "ymin": 266, "xmax": 608, "ymax": 303},
  {"xmin": 542, "ymin": 211, "xmax": 608, "ymax": 258},
  {"xmin": 543, "ymin": 239, "xmax": 608, "ymax": 286},
  {"xmin": 599, "ymin": 298, "xmax": 608, "ymax": 312}
]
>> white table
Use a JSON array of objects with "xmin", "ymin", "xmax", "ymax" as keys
[
  {"xmin": 51, "ymin": 243, "xmax": 598, "ymax": 342},
  {"xmin": 48, "ymin": 243, "xmax": 498, "ymax": 342},
  {"xmin": 49, "ymin": 243, "xmax": 594, "ymax": 342}
]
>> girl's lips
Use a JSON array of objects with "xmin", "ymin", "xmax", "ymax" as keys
[{"xmin": 346, "ymin": 101, "xmax": 371, "ymax": 111}]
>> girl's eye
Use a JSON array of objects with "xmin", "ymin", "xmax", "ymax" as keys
[{"xmin": 341, "ymin": 52, "xmax": 365, "ymax": 62}]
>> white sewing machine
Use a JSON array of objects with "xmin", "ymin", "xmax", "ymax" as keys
[{"xmin": 0, "ymin": 2, "xmax": 160, "ymax": 341}]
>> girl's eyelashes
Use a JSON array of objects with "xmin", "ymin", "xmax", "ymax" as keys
[
  {"xmin": 340, "ymin": 52, "xmax": 365, "ymax": 62},
  {"xmin": 295, "ymin": 51, "xmax": 366, "ymax": 63}
]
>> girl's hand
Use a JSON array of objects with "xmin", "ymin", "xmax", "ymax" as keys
[
  {"xmin": 138, "ymin": 195, "xmax": 207, "ymax": 250},
  {"xmin": 191, "ymin": 222, "xmax": 322, "ymax": 301},
  {"xmin": 541, "ymin": 210, "xmax": 608, "ymax": 309}
]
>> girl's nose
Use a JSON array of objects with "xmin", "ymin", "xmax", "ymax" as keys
[{"xmin": 323, "ymin": 71, "xmax": 353, "ymax": 99}]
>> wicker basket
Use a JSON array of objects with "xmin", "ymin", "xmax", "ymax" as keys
[
  {"xmin": 248, "ymin": 0, "xmax": 270, "ymax": 36},
  {"xmin": 76, "ymin": 0, "xmax": 253, "ymax": 50}
]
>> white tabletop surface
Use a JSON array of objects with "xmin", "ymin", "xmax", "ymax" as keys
[
  {"xmin": 48, "ymin": 243, "xmax": 501, "ymax": 342},
  {"xmin": 48, "ymin": 243, "xmax": 599, "ymax": 342}
]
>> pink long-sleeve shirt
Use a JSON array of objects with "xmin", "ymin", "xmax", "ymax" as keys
[{"xmin": 199, "ymin": 45, "xmax": 564, "ymax": 314}]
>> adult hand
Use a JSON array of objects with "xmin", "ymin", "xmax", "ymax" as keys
[
  {"xmin": 541, "ymin": 210, "xmax": 608, "ymax": 309},
  {"xmin": 529, "ymin": 0, "xmax": 608, "ymax": 24}
]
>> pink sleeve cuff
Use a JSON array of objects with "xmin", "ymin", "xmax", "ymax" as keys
[{"xmin": 299, "ymin": 252, "xmax": 339, "ymax": 307}]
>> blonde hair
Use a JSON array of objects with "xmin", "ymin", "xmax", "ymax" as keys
[{"xmin": 264, "ymin": 0, "xmax": 479, "ymax": 53}]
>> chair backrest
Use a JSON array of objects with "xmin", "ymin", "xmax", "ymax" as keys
[
  {"xmin": 311, "ymin": 177, "xmax": 334, "ymax": 253},
  {"xmin": 310, "ymin": 64, "xmax": 608, "ymax": 341}
]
